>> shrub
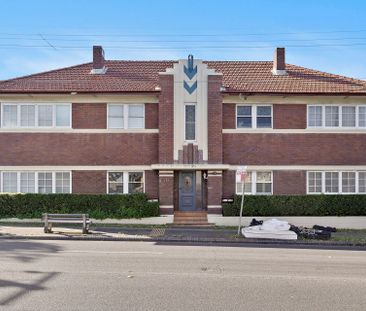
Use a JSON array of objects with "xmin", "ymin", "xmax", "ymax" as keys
[
  {"xmin": 0, "ymin": 193, "xmax": 159, "ymax": 219},
  {"xmin": 222, "ymin": 195, "xmax": 366, "ymax": 216}
]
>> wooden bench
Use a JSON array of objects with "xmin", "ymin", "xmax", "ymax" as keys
[{"xmin": 42, "ymin": 214, "xmax": 91, "ymax": 234}]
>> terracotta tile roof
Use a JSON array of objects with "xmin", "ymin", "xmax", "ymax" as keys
[{"xmin": 0, "ymin": 60, "xmax": 365, "ymax": 94}]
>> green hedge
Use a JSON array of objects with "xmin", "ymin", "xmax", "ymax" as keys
[
  {"xmin": 223, "ymin": 195, "xmax": 366, "ymax": 216},
  {"xmin": 0, "ymin": 193, "xmax": 159, "ymax": 219}
]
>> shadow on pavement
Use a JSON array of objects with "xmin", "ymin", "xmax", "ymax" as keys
[
  {"xmin": 0, "ymin": 271, "xmax": 59, "ymax": 306},
  {"xmin": 0, "ymin": 240, "xmax": 63, "ymax": 306},
  {"xmin": 0, "ymin": 239, "xmax": 62, "ymax": 263}
]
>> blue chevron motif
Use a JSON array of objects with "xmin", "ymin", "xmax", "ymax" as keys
[
  {"xmin": 184, "ymin": 64, "xmax": 197, "ymax": 80},
  {"xmin": 184, "ymin": 81, "xmax": 197, "ymax": 94}
]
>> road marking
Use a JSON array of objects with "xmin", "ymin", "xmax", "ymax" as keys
[{"xmin": 59, "ymin": 250, "xmax": 164, "ymax": 255}]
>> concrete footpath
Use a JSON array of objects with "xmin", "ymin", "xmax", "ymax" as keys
[{"xmin": 1, "ymin": 224, "xmax": 366, "ymax": 250}]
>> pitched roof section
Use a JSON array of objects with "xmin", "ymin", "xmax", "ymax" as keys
[{"xmin": 0, "ymin": 60, "xmax": 365, "ymax": 94}]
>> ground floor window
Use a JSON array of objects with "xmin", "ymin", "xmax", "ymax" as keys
[
  {"xmin": 108, "ymin": 171, "xmax": 144, "ymax": 194},
  {"xmin": 307, "ymin": 171, "xmax": 366, "ymax": 194},
  {"xmin": 0, "ymin": 171, "xmax": 71, "ymax": 194},
  {"xmin": 236, "ymin": 171, "xmax": 272, "ymax": 195}
]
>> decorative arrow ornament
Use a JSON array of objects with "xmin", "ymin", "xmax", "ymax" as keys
[{"xmin": 184, "ymin": 81, "xmax": 197, "ymax": 94}]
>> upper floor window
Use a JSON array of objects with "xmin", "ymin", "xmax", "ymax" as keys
[
  {"xmin": 236, "ymin": 171, "xmax": 272, "ymax": 195},
  {"xmin": 185, "ymin": 104, "xmax": 196, "ymax": 141},
  {"xmin": 236, "ymin": 105, "xmax": 272, "ymax": 129},
  {"xmin": 107, "ymin": 104, "xmax": 144, "ymax": 129},
  {"xmin": 307, "ymin": 105, "xmax": 366, "ymax": 128},
  {"xmin": 0, "ymin": 103, "xmax": 71, "ymax": 129}
]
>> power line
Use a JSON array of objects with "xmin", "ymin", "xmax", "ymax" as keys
[
  {"xmin": 1, "ymin": 36, "xmax": 366, "ymax": 44},
  {"xmin": 1, "ymin": 29, "xmax": 366, "ymax": 38},
  {"xmin": 0, "ymin": 42, "xmax": 366, "ymax": 50}
]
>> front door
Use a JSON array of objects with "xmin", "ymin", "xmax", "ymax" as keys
[{"xmin": 179, "ymin": 171, "xmax": 196, "ymax": 211}]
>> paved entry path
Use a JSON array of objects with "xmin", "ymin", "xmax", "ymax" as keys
[{"xmin": 0, "ymin": 239, "xmax": 366, "ymax": 311}]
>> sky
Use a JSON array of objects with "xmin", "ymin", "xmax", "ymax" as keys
[{"xmin": 0, "ymin": 0, "xmax": 366, "ymax": 80}]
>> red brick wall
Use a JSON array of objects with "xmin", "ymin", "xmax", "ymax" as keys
[
  {"xmin": 273, "ymin": 104, "xmax": 306, "ymax": 129},
  {"xmin": 158, "ymin": 75, "xmax": 174, "ymax": 163},
  {"xmin": 72, "ymin": 103, "xmax": 107, "ymax": 129},
  {"xmin": 223, "ymin": 104, "xmax": 236, "ymax": 129},
  {"xmin": 158, "ymin": 172, "xmax": 174, "ymax": 214},
  {"xmin": 0, "ymin": 133, "xmax": 158, "ymax": 165},
  {"xmin": 223, "ymin": 133, "xmax": 366, "ymax": 165},
  {"xmin": 222, "ymin": 170, "xmax": 235, "ymax": 197},
  {"xmin": 145, "ymin": 170, "xmax": 159, "ymax": 199},
  {"xmin": 72, "ymin": 170, "xmax": 106, "ymax": 193},
  {"xmin": 207, "ymin": 173, "xmax": 222, "ymax": 214},
  {"xmin": 221, "ymin": 170, "xmax": 307, "ymax": 197},
  {"xmin": 145, "ymin": 103, "xmax": 159, "ymax": 129},
  {"xmin": 273, "ymin": 170, "xmax": 306, "ymax": 195},
  {"xmin": 207, "ymin": 75, "xmax": 223, "ymax": 163}
]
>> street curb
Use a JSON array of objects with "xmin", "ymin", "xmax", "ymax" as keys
[{"xmin": 1, "ymin": 234, "xmax": 366, "ymax": 250}]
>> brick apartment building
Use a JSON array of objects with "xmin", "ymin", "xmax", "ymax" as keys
[{"xmin": 0, "ymin": 46, "xmax": 366, "ymax": 216}]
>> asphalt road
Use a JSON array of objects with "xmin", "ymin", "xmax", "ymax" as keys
[{"xmin": 0, "ymin": 239, "xmax": 366, "ymax": 311}]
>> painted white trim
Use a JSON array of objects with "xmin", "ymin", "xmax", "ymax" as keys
[
  {"xmin": 2, "ymin": 165, "xmax": 366, "ymax": 172},
  {"xmin": 0, "ymin": 103, "xmax": 72, "ymax": 129},
  {"xmin": 223, "ymin": 95, "xmax": 366, "ymax": 105},
  {"xmin": 152, "ymin": 164, "xmax": 230, "ymax": 170},
  {"xmin": 106, "ymin": 171, "xmax": 145, "ymax": 195},
  {"xmin": 223, "ymin": 128, "xmax": 366, "ymax": 134},
  {"xmin": 307, "ymin": 104, "xmax": 366, "ymax": 130},
  {"xmin": 0, "ymin": 165, "xmax": 152, "ymax": 171},
  {"xmin": 229, "ymin": 165, "xmax": 366, "ymax": 171},
  {"xmin": 159, "ymin": 205, "xmax": 174, "ymax": 209},
  {"xmin": 0, "ymin": 94, "xmax": 159, "ymax": 104},
  {"xmin": 0, "ymin": 170, "xmax": 71, "ymax": 194},
  {"xmin": 235, "ymin": 171, "xmax": 273, "ymax": 195},
  {"xmin": 0, "ymin": 128, "xmax": 158, "ymax": 133},
  {"xmin": 107, "ymin": 103, "xmax": 145, "ymax": 130},
  {"xmin": 207, "ymin": 205, "xmax": 222, "ymax": 208},
  {"xmin": 307, "ymin": 170, "xmax": 366, "ymax": 195},
  {"xmin": 236, "ymin": 104, "xmax": 273, "ymax": 129}
]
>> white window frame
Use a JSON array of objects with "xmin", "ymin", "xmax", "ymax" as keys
[
  {"xmin": 307, "ymin": 105, "xmax": 323, "ymax": 127},
  {"xmin": 107, "ymin": 171, "xmax": 145, "ymax": 194},
  {"xmin": 107, "ymin": 103, "xmax": 145, "ymax": 129},
  {"xmin": 0, "ymin": 103, "xmax": 72, "ymax": 129},
  {"xmin": 235, "ymin": 171, "xmax": 273, "ymax": 195},
  {"xmin": 307, "ymin": 104, "xmax": 366, "ymax": 129},
  {"xmin": 236, "ymin": 104, "xmax": 273, "ymax": 129},
  {"xmin": 306, "ymin": 171, "xmax": 323, "ymax": 194},
  {"xmin": 0, "ymin": 171, "xmax": 72, "ymax": 193},
  {"xmin": 358, "ymin": 171, "xmax": 366, "ymax": 193},
  {"xmin": 307, "ymin": 171, "xmax": 366, "ymax": 195},
  {"xmin": 184, "ymin": 103, "xmax": 197, "ymax": 142},
  {"xmin": 358, "ymin": 106, "xmax": 366, "ymax": 127},
  {"xmin": 236, "ymin": 105, "xmax": 252, "ymax": 129},
  {"xmin": 128, "ymin": 104, "xmax": 145, "ymax": 129}
]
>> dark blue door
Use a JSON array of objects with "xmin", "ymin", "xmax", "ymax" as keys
[{"xmin": 179, "ymin": 171, "xmax": 196, "ymax": 211}]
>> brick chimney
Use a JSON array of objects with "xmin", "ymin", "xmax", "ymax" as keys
[
  {"xmin": 90, "ymin": 45, "xmax": 107, "ymax": 74},
  {"xmin": 272, "ymin": 47, "xmax": 287, "ymax": 75}
]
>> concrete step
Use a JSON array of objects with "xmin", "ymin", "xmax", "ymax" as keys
[
  {"xmin": 173, "ymin": 220, "xmax": 209, "ymax": 225},
  {"xmin": 174, "ymin": 211, "xmax": 207, "ymax": 216},
  {"xmin": 173, "ymin": 211, "xmax": 209, "ymax": 226},
  {"xmin": 174, "ymin": 217, "xmax": 208, "ymax": 221}
]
